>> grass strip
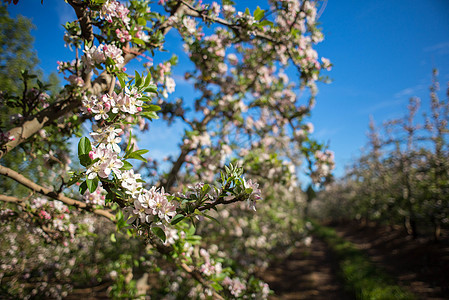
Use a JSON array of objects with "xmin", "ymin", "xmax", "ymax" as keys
[{"xmin": 311, "ymin": 221, "xmax": 415, "ymax": 300}]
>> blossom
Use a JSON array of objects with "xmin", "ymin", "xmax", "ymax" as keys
[
  {"xmin": 103, "ymin": 44, "xmax": 124, "ymax": 65},
  {"xmin": 83, "ymin": 186, "xmax": 106, "ymax": 206},
  {"xmin": 243, "ymin": 178, "xmax": 261, "ymax": 211},
  {"xmin": 183, "ymin": 17, "xmax": 196, "ymax": 34},
  {"xmin": 121, "ymin": 169, "xmax": 143, "ymax": 198}
]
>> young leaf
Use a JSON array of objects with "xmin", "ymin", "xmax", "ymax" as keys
[
  {"xmin": 79, "ymin": 181, "xmax": 88, "ymax": 195},
  {"xmin": 86, "ymin": 176, "xmax": 98, "ymax": 193},
  {"xmin": 151, "ymin": 226, "xmax": 166, "ymax": 242},
  {"xmin": 144, "ymin": 85, "xmax": 158, "ymax": 94},
  {"xmin": 143, "ymin": 73, "xmax": 152, "ymax": 88},
  {"xmin": 170, "ymin": 214, "xmax": 185, "ymax": 225},
  {"xmin": 202, "ymin": 213, "xmax": 220, "ymax": 224},
  {"xmin": 135, "ymin": 70, "xmax": 142, "ymax": 87},
  {"xmin": 79, "ymin": 154, "xmax": 92, "ymax": 167},
  {"xmin": 117, "ymin": 72, "xmax": 127, "ymax": 88},
  {"xmin": 125, "ymin": 152, "xmax": 147, "ymax": 162},
  {"xmin": 254, "ymin": 6, "xmax": 265, "ymax": 21},
  {"xmin": 78, "ymin": 137, "xmax": 92, "ymax": 156},
  {"xmin": 121, "ymin": 160, "xmax": 133, "ymax": 170}
]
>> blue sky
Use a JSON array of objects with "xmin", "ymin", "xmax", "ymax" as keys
[{"xmin": 7, "ymin": 0, "xmax": 449, "ymax": 178}]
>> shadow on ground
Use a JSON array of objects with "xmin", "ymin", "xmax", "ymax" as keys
[{"xmin": 260, "ymin": 238, "xmax": 353, "ymax": 300}]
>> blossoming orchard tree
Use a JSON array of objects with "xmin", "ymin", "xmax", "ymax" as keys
[{"xmin": 0, "ymin": 0, "xmax": 334, "ymax": 298}]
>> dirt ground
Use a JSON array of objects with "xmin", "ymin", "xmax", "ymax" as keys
[
  {"xmin": 332, "ymin": 221, "xmax": 449, "ymax": 300},
  {"xmin": 261, "ymin": 221, "xmax": 449, "ymax": 300},
  {"xmin": 259, "ymin": 238, "xmax": 353, "ymax": 300}
]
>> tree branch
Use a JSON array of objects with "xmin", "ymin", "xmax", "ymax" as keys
[
  {"xmin": 180, "ymin": 263, "xmax": 225, "ymax": 300},
  {"xmin": 0, "ymin": 97, "xmax": 81, "ymax": 160},
  {"xmin": 0, "ymin": 194, "xmax": 26, "ymax": 207},
  {"xmin": 0, "ymin": 164, "xmax": 114, "ymax": 220}
]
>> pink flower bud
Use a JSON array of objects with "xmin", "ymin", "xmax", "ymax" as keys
[{"xmin": 89, "ymin": 151, "xmax": 95, "ymax": 159}]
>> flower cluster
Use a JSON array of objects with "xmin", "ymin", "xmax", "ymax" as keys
[
  {"xmin": 100, "ymin": 0, "xmax": 130, "ymax": 25},
  {"xmin": 311, "ymin": 149, "xmax": 335, "ymax": 184},
  {"xmin": 126, "ymin": 186, "xmax": 177, "ymax": 225},
  {"xmin": 82, "ymin": 44, "xmax": 124, "ymax": 73},
  {"xmin": 83, "ymin": 186, "xmax": 106, "ymax": 206}
]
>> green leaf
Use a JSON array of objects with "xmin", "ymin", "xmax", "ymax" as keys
[
  {"xmin": 79, "ymin": 181, "xmax": 88, "ymax": 195},
  {"xmin": 210, "ymin": 282, "xmax": 223, "ymax": 292},
  {"xmin": 144, "ymin": 85, "xmax": 158, "ymax": 94},
  {"xmin": 125, "ymin": 152, "xmax": 147, "ymax": 162},
  {"xmin": 169, "ymin": 55, "xmax": 178, "ymax": 66},
  {"xmin": 151, "ymin": 226, "xmax": 166, "ymax": 242},
  {"xmin": 79, "ymin": 154, "xmax": 92, "ymax": 167},
  {"xmin": 254, "ymin": 6, "xmax": 265, "ymax": 21},
  {"xmin": 124, "ymin": 133, "xmax": 133, "ymax": 156},
  {"xmin": 117, "ymin": 72, "xmax": 128, "ymax": 88},
  {"xmin": 121, "ymin": 160, "xmax": 133, "ymax": 170},
  {"xmin": 141, "ymin": 111, "xmax": 159, "ymax": 120},
  {"xmin": 110, "ymin": 233, "xmax": 116, "ymax": 243},
  {"xmin": 258, "ymin": 20, "xmax": 273, "ymax": 27},
  {"xmin": 202, "ymin": 213, "xmax": 220, "ymax": 224},
  {"xmin": 86, "ymin": 176, "xmax": 99, "ymax": 193},
  {"xmin": 131, "ymin": 149, "xmax": 149, "ymax": 156},
  {"xmin": 201, "ymin": 184, "xmax": 211, "ymax": 194},
  {"xmin": 78, "ymin": 137, "xmax": 92, "ymax": 156},
  {"xmin": 170, "ymin": 214, "xmax": 185, "ymax": 225},
  {"xmin": 142, "ymin": 104, "xmax": 161, "ymax": 112},
  {"xmin": 143, "ymin": 73, "xmax": 152, "ymax": 88},
  {"xmin": 187, "ymin": 225, "xmax": 196, "ymax": 236},
  {"xmin": 135, "ymin": 70, "xmax": 142, "ymax": 87},
  {"xmin": 132, "ymin": 37, "xmax": 145, "ymax": 46},
  {"xmin": 137, "ymin": 17, "xmax": 146, "ymax": 26}
]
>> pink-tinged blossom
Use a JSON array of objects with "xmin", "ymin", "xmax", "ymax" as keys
[
  {"xmin": 86, "ymin": 145, "xmax": 117, "ymax": 179},
  {"xmin": 140, "ymin": 187, "xmax": 178, "ymax": 222},
  {"xmin": 100, "ymin": 0, "xmax": 117, "ymax": 22},
  {"xmin": 83, "ymin": 186, "xmax": 106, "ymax": 206},
  {"xmin": 98, "ymin": 152, "xmax": 124, "ymax": 179},
  {"xmin": 243, "ymin": 178, "xmax": 261, "ymax": 211},
  {"xmin": 305, "ymin": 122, "xmax": 314, "ymax": 133},
  {"xmin": 100, "ymin": 0, "xmax": 130, "ymax": 26},
  {"xmin": 120, "ymin": 87, "xmax": 144, "ymax": 114},
  {"xmin": 165, "ymin": 76, "xmax": 176, "ymax": 93},
  {"xmin": 91, "ymin": 103, "xmax": 110, "ymax": 120},
  {"xmin": 222, "ymin": 277, "xmax": 246, "ymax": 297},
  {"xmin": 321, "ymin": 57, "xmax": 332, "ymax": 71},
  {"xmin": 222, "ymin": 4, "xmax": 235, "ymax": 18},
  {"xmin": 39, "ymin": 210, "xmax": 51, "ymax": 220},
  {"xmin": 90, "ymin": 124, "xmax": 122, "ymax": 153},
  {"xmin": 103, "ymin": 44, "xmax": 124, "ymax": 65},
  {"xmin": 129, "ymin": 200, "xmax": 152, "ymax": 224},
  {"xmin": 163, "ymin": 228, "xmax": 179, "ymax": 245},
  {"xmin": 227, "ymin": 53, "xmax": 238, "ymax": 65},
  {"xmin": 81, "ymin": 95, "xmax": 98, "ymax": 114},
  {"xmin": 115, "ymin": 28, "xmax": 132, "ymax": 43},
  {"xmin": 210, "ymin": 2, "xmax": 220, "ymax": 17},
  {"xmin": 66, "ymin": 75, "xmax": 84, "ymax": 87},
  {"xmin": 121, "ymin": 169, "xmax": 143, "ymax": 198},
  {"xmin": 82, "ymin": 45, "xmax": 106, "ymax": 71},
  {"xmin": 182, "ymin": 17, "xmax": 197, "ymax": 35}
]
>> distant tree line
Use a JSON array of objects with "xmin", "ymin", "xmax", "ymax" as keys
[{"xmin": 314, "ymin": 70, "xmax": 449, "ymax": 240}]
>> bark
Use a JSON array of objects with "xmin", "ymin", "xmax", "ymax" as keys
[{"xmin": 0, "ymin": 164, "xmax": 114, "ymax": 220}]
